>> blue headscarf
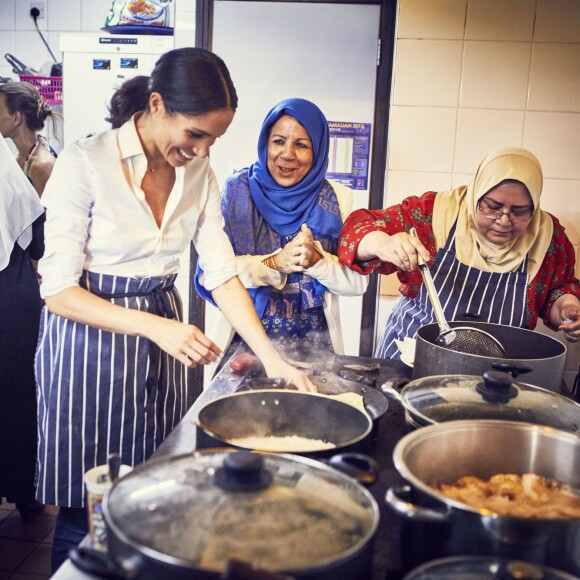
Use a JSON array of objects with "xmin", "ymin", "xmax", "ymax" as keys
[
  {"xmin": 248, "ymin": 98, "xmax": 337, "ymax": 237},
  {"xmin": 195, "ymin": 98, "xmax": 342, "ymax": 315}
]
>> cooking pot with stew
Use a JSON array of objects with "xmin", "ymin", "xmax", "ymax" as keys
[
  {"xmin": 385, "ymin": 420, "xmax": 580, "ymax": 576},
  {"xmin": 413, "ymin": 321, "xmax": 567, "ymax": 392},
  {"xmin": 71, "ymin": 449, "xmax": 380, "ymax": 579},
  {"xmin": 381, "ymin": 369, "xmax": 580, "ymax": 432}
]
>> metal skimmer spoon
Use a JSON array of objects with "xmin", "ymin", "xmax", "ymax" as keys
[{"xmin": 409, "ymin": 228, "xmax": 506, "ymax": 358}]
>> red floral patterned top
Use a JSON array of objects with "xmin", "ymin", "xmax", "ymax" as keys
[{"xmin": 338, "ymin": 191, "xmax": 580, "ymax": 331}]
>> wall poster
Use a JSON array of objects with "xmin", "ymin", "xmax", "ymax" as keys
[{"xmin": 326, "ymin": 121, "xmax": 371, "ymax": 191}]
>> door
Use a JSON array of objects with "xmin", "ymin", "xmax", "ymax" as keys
[{"xmin": 192, "ymin": 0, "xmax": 396, "ymax": 388}]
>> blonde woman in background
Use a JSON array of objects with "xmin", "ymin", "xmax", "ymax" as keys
[
  {"xmin": 0, "ymin": 81, "xmax": 59, "ymax": 196},
  {"xmin": 0, "ymin": 134, "xmax": 45, "ymax": 522},
  {"xmin": 0, "ymin": 81, "xmax": 58, "ymax": 523}
]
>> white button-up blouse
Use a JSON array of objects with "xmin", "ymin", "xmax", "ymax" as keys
[{"xmin": 39, "ymin": 118, "xmax": 237, "ymax": 298}]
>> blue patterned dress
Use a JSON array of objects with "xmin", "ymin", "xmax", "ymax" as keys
[{"xmin": 218, "ymin": 169, "xmax": 341, "ymax": 357}]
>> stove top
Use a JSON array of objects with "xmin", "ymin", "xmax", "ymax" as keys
[
  {"xmin": 214, "ymin": 346, "xmax": 412, "ymax": 422},
  {"xmin": 241, "ymin": 351, "xmax": 409, "ymax": 385}
]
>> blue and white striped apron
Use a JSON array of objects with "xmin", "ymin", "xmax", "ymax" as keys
[
  {"xmin": 377, "ymin": 225, "xmax": 529, "ymax": 360},
  {"xmin": 35, "ymin": 271, "xmax": 188, "ymax": 507}
]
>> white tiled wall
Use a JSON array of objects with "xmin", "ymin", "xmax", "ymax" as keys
[
  {"xmin": 382, "ymin": 0, "xmax": 580, "ymax": 388},
  {"xmin": 386, "ymin": 0, "xmax": 580, "ymax": 256}
]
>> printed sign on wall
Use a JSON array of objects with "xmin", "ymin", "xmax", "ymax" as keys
[{"xmin": 326, "ymin": 121, "xmax": 371, "ymax": 191}]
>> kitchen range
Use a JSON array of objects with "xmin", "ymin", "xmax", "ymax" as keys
[
  {"xmin": 158, "ymin": 348, "xmax": 412, "ymax": 580},
  {"xmin": 58, "ymin": 343, "xmax": 579, "ymax": 580}
]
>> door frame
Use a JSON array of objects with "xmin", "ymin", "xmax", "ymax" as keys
[{"xmin": 191, "ymin": 0, "xmax": 397, "ymax": 367}]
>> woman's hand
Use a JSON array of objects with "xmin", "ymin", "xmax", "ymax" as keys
[
  {"xmin": 357, "ymin": 231, "xmax": 431, "ymax": 271},
  {"xmin": 211, "ymin": 277, "xmax": 317, "ymax": 392},
  {"xmin": 262, "ymin": 356, "xmax": 318, "ymax": 392},
  {"xmin": 552, "ymin": 294, "xmax": 580, "ymax": 342},
  {"xmin": 273, "ymin": 224, "xmax": 322, "ymax": 273},
  {"xmin": 295, "ymin": 224, "xmax": 322, "ymax": 269},
  {"xmin": 149, "ymin": 317, "xmax": 223, "ymax": 367}
]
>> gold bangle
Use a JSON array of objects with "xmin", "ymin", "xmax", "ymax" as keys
[{"xmin": 262, "ymin": 256, "xmax": 277, "ymax": 270}]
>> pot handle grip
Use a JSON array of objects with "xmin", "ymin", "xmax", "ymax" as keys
[
  {"xmin": 380, "ymin": 378, "xmax": 408, "ymax": 401},
  {"xmin": 223, "ymin": 559, "xmax": 295, "ymax": 580},
  {"xmin": 69, "ymin": 546, "xmax": 141, "ymax": 579},
  {"xmin": 385, "ymin": 485, "xmax": 451, "ymax": 522},
  {"xmin": 326, "ymin": 453, "xmax": 379, "ymax": 485},
  {"xmin": 490, "ymin": 362, "xmax": 533, "ymax": 378}
]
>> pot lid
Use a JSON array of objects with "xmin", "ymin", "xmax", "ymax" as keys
[
  {"xmin": 403, "ymin": 556, "xmax": 578, "ymax": 579},
  {"xmin": 104, "ymin": 450, "xmax": 378, "ymax": 574},
  {"xmin": 400, "ymin": 371, "xmax": 580, "ymax": 432}
]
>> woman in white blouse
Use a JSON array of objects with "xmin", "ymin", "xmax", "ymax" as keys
[{"xmin": 36, "ymin": 47, "xmax": 314, "ymax": 572}]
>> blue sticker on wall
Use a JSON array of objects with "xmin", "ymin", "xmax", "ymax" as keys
[{"xmin": 326, "ymin": 121, "xmax": 371, "ymax": 191}]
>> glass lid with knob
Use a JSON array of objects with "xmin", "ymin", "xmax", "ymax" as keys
[
  {"xmin": 399, "ymin": 369, "xmax": 580, "ymax": 432},
  {"xmin": 104, "ymin": 450, "xmax": 379, "ymax": 574}
]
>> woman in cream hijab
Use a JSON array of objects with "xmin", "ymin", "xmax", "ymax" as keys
[{"xmin": 338, "ymin": 147, "xmax": 580, "ymax": 360}]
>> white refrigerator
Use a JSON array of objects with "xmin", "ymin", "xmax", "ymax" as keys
[{"xmin": 60, "ymin": 33, "xmax": 174, "ymax": 143}]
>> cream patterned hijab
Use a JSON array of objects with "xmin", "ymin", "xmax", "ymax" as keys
[{"xmin": 432, "ymin": 148, "xmax": 553, "ymax": 280}]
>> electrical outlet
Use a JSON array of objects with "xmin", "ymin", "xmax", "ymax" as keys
[{"xmin": 30, "ymin": 2, "xmax": 45, "ymax": 19}]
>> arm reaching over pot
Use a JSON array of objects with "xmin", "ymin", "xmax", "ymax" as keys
[
  {"xmin": 211, "ymin": 278, "xmax": 316, "ymax": 393},
  {"xmin": 354, "ymin": 230, "xmax": 431, "ymax": 272}
]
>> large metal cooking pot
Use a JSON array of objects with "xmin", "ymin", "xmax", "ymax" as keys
[
  {"xmin": 195, "ymin": 390, "xmax": 373, "ymax": 455},
  {"xmin": 385, "ymin": 420, "xmax": 580, "ymax": 576},
  {"xmin": 414, "ymin": 321, "xmax": 567, "ymax": 392},
  {"xmin": 403, "ymin": 556, "xmax": 578, "ymax": 580},
  {"xmin": 382, "ymin": 370, "xmax": 580, "ymax": 432},
  {"xmin": 71, "ymin": 449, "xmax": 380, "ymax": 579}
]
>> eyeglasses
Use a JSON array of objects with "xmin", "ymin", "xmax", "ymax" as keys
[{"xmin": 477, "ymin": 200, "xmax": 533, "ymax": 222}]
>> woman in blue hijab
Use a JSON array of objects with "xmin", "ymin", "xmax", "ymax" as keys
[{"xmin": 196, "ymin": 98, "xmax": 367, "ymax": 360}]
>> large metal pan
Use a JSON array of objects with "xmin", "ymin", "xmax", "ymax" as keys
[
  {"xmin": 195, "ymin": 390, "xmax": 373, "ymax": 455},
  {"xmin": 413, "ymin": 321, "xmax": 566, "ymax": 392},
  {"xmin": 237, "ymin": 375, "xmax": 389, "ymax": 422}
]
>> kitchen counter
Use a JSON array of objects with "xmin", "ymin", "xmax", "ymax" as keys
[{"xmin": 54, "ymin": 348, "xmax": 413, "ymax": 580}]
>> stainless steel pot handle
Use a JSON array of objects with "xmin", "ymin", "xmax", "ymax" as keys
[
  {"xmin": 325, "ymin": 452, "xmax": 379, "ymax": 485},
  {"xmin": 224, "ymin": 559, "xmax": 295, "ymax": 580},
  {"xmin": 385, "ymin": 485, "xmax": 451, "ymax": 522},
  {"xmin": 380, "ymin": 379, "xmax": 408, "ymax": 402}
]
